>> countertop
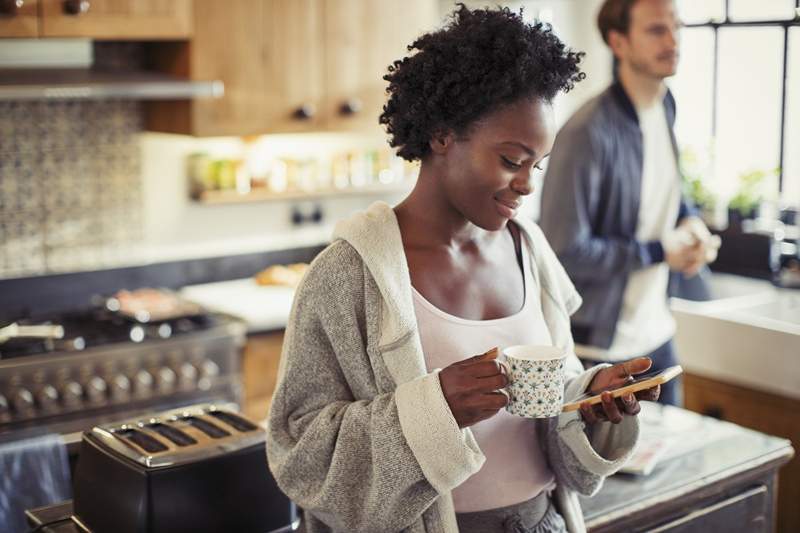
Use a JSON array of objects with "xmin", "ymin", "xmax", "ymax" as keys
[
  {"xmin": 581, "ymin": 402, "xmax": 794, "ymax": 531},
  {"xmin": 26, "ymin": 404, "xmax": 794, "ymax": 533},
  {"xmin": 671, "ymin": 272, "xmax": 800, "ymax": 400},
  {"xmin": 180, "ymin": 279, "xmax": 296, "ymax": 333}
]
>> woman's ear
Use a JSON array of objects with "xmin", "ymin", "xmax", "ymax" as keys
[{"xmin": 429, "ymin": 130, "xmax": 453, "ymax": 155}]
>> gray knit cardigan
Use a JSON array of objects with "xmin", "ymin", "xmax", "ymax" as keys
[{"xmin": 266, "ymin": 202, "xmax": 639, "ymax": 533}]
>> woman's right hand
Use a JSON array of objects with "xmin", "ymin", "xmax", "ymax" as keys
[{"xmin": 439, "ymin": 347, "xmax": 509, "ymax": 428}]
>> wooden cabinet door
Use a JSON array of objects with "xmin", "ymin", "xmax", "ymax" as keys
[
  {"xmin": 684, "ymin": 373, "xmax": 800, "ymax": 533},
  {"xmin": 321, "ymin": 0, "xmax": 438, "ymax": 133},
  {"xmin": 0, "ymin": 0, "xmax": 39, "ymax": 37},
  {"xmin": 184, "ymin": 0, "xmax": 323, "ymax": 136},
  {"xmin": 39, "ymin": 0, "xmax": 191, "ymax": 39},
  {"xmin": 259, "ymin": 0, "xmax": 324, "ymax": 133}
]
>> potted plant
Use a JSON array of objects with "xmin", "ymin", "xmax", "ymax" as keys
[
  {"xmin": 681, "ymin": 146, "xmax": 717, "ymax": 227},
  {"xmin": 727, "ymin": 168, "xmax": 779, "ymax": 228}
]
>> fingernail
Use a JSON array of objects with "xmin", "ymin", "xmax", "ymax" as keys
[{"xmin": 623, "ymin": 394, "xmax": 634, "ymax": 404}]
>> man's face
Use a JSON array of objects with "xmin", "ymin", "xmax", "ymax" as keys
[{"xmin": 612, "ymin": 0, "xmax": 681, "ymax": 80}]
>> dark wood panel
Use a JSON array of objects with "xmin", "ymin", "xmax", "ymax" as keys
[{"xmin": 684, "ymin": 372, "xmax": 800, "ymax": 533}]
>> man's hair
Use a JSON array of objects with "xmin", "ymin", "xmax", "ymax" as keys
[
  {"xmin": 597, "ymin": 0, "xmax": 640, "ymax": 45},
  {"xmin": 379, "ymin": 3, "xmax": 585, "ymax": 162}
]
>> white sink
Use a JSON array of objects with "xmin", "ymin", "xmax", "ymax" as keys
[{"xmin": 671, "ymin": 273, "xmax": 800, "ymax": 400}]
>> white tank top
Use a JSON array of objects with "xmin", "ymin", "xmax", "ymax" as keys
[{"xmin": 412, "ymin": 236, "xmax": 556, "ymax": 513}]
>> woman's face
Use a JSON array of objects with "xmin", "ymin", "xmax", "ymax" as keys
[{"xmin": 439, "ymin": 97, "xmax": 556, "ymax": 231}]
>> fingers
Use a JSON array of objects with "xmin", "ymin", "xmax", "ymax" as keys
[
  {"xmin": 635, "ymin": 384, "xmax": 660, "ymax": 402},
  {"xmin": 472, "ymin": 373, "xmax": 508, "ymax": 393},
  {"xmin": 483, "ymin": 390, "xmax": 509, "ymax": 409},
  {"xmin": 579, "ymin": 402, "xmax": 599, "ymax": 424},
  {"xmin": 620, "ymin": 393, "xmax": 641, "ymax": 416},
  {"xmin": 625, "ymin": 357, "xmax": 653, "ymax": 377},
  {"xmin": 466, "ymin": 359, "xmax": 508, "ymax": 378},
  {"xmin": 454, "ymin": 346, "xmax": 500, "ymax": 366},
  {"xmin": 600, "ymin": 391, "xmax": 623, "ymax": 423}
]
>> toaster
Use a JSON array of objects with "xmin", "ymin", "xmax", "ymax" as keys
[{"xmin": 72, "ymin": 403, "xmax": 298, "ymax": 533}]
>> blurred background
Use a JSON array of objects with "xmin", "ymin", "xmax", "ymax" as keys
[{"xmin": 1, "ymin": 2, "xmax": 799, "ymax": 533}]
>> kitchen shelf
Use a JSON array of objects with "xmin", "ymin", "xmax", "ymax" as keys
[
  {"xmin": 0, "ymin": 68, "xmax": 223, "ymax": 101},
  {"xmin": 195, "ymin": 182, "xmax": 415, "ymax": 205}
]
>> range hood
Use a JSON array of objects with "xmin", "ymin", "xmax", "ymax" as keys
[
  {"xmin": 0, "ymin": 39, "xmax": 223, "ymax": 101},
  {"xmin": 0, "ymin": 67, "xmax": 224, "ymax": 101}
]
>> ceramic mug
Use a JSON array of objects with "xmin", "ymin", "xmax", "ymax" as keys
[{"xmin": 502, "ymin": 345, "xmax": 567, "ymax": 418}]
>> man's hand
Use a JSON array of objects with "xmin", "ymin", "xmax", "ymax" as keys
[
  {"xmin": 439, "ymin": 347, "xmax": 509, "ymax": 428},
  {"xmin": 580, "ymin": 357, "xmax": 660, "ymax": 425},
  {"xmin": 663, "ymin": 217, "xmax": 719, "ymax": 276}
]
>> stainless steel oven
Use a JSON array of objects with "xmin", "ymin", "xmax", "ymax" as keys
[{"xmin": 0, "ymin": 307, "xmax": 246, "ymax": 455}]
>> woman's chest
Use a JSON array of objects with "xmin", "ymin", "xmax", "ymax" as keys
[{"xmin": 409, "ymin": 251, "xmax": 526, "ymax": 321}]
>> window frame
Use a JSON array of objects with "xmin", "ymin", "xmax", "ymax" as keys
[{"xmin": 683, "ymin": 0, "xmax": 800, "ymax": 192}]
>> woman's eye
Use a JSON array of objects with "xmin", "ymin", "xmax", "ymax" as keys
[{"xmin": 501, "ymin": 156, "xmax": 522, "ymax": 170}]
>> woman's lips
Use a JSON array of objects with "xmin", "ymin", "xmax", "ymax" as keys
[{"xmin": 495, "ymin": 198, "xmax": 519, "ymax": 219}]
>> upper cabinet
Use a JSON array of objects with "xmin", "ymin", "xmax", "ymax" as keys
[
  {"xmin": 40, "ymin": 0, "xmax": 191, "ymax": 39},
  {"xmin": 0, "ymin": 0, "xmax": 191, "ymax": 39},
  {"xmin": 0, "ymin": 0, "xmax": 40, "ymax": 38},
  {"xmin": 321, "ymin": 0, "xmax": 437, "ymax": 133},
  {"xmin": 147, "ymin": 0, "xmax": 439, "ymax": 136}
]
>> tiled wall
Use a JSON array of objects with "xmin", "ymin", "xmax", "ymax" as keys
[{"xmin": 0, "ymin": 100, "xmax": 144, "ymax": 279}]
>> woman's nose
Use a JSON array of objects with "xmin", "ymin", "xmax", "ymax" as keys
[{"xmin": 510, "ymin": 173, "xmax": 533, "ymax": 196}]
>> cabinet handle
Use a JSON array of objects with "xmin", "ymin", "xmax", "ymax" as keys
[
  {"xmin": 63, "ymin": 0, "xmax": 90, "ymax": 15},
  {"xmin": 0, "ymin": 0, "xmax": 24, "ymax": 16},
  {"xmin": 339, "ymin": 98, "xmax": 363, "ymax": 116},
  {"xmin": 292, "ymin": 104, "xmax": 316, "ymax": 121}
]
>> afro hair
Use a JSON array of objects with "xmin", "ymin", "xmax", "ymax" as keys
[{"xmin": 379, "ymin": 3, "xmax": 585, "ymax": 161}]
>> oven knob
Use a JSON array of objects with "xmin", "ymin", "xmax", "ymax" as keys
[
  {"xmin": 36, "ymin": 385, "xmax": 60, "ymax": 411},
  {"xmin": 177, "ymin": 362, "xmax": 198, "ymax": 388},
  {"xmin": 0, "ymin": 394, "xmax": 10, "ymax": 423},
  {"xmin": 109, "ymin": 374, "xmax": 131, "ymax": 401},
  {"xmin": 86, "ymin": 376, "xmax": 108, "ymax": 403},
  {"xmin": 156, "ymin": 367, "xmax": 177, "ymax": 392},
  {"xmin": 12, "ymin": 387, "xmax": 35, "ymax": 414},
  {"xmin": 61, "ymin": 381, "xmax": 84, "ymax": 408},
  {"xmin": 133, "ymin": 370, "xmax": 154, "ymax": 396},
  {"xmin": 199, "ymin": 360, "xmax": 220, "ymax": 378}
]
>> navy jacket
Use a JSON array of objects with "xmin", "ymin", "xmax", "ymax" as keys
[{"xmin": 539, "ymin": 81, "xmax": 694, "ymax": 349}]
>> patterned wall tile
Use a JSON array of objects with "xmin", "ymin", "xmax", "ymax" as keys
[{"xmin": 0, "ymin": 100, "xmax": 144, "ymax": 279}]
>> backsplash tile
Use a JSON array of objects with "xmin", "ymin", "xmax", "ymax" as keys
[{"xmin": 0, "ymin": 100, "xmax": 143, "ymax": 279}]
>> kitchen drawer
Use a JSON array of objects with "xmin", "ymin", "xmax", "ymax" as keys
[{"xmin": 646, "ymin": 485, "xmax": 768, "ymax": 533}]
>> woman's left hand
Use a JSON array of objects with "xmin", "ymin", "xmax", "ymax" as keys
[{"xmin": 580, "ymin": 357, "xmax": 660, "ymax": 425}]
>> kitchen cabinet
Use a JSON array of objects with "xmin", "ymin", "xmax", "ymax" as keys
[
  {"xmin": 38, "ymin": 0, "xmax": 191, "ymax": 39},
  {"xmin": 241, "ymin": 331, "xmax": 284, "ymax": 421},
  {"xmin": 0, "ymin": 0, "xmax": 40, "ymax": 38},
  {"xmin": 146, "ymin": 0, "xmax": 438, "ymax": 136},
  {"xmin": 683, "ymin": 372, "xmax": 800, "ymax": 533},
  {"xmin": 321, "ymin": 0, "xmax": 437, "ymax": 132}
]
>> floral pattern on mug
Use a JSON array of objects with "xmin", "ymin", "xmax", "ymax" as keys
[{"xmin": 506, "ymin": 356, "xmax": 565, "ymax": 418}]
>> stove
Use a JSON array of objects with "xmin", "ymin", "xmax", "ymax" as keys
[{"xmin": 0, "ymin": 306, "xmax": 247, "ymax": 447}]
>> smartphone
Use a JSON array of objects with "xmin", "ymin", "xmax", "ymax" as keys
[{"xmin": 561, "ymin": 365, "xmax": 683, "ymax": 412}]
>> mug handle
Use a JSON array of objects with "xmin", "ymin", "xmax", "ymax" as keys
[{"xmin": 498, "ymin": 359, "xmax": 511, "ymax": 380}]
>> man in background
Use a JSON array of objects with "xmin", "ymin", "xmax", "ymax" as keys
[{"xmin": 539, "ymin": 0, "xmax": 719, "ymax": 406}]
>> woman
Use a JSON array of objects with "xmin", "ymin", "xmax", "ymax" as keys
[{"xmin": 267, "ymin": 5, "xmax": 658, "ymax": 532}]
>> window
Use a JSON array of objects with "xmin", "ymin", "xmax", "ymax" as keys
[{"xmin": 670, "ymin": 1, "xmax": 800, "ymax": 209}]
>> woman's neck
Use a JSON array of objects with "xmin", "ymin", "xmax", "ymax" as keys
[{"xmin": 395, "ymin": 165, "xmax": 492, "ymax": 250}]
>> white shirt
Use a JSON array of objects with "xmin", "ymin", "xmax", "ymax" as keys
[
  {"xmin": 412, "ymin": 236, "xmax": 555, "ymax": 512},
  {"xmin": 576, "ymin": 101, "xmax": 681, "ymax": 362}
]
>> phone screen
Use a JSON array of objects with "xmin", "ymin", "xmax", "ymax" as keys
[{"xmin": 569, "ymin": 365, "xmax": 682, "ymax": 403}]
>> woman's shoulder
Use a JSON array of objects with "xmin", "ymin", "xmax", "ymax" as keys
[
  {"xmin": 512, "ymin": 218, "xmax": 553, "ymax": 257},
  {"xmin": 296, "ymin": 240, "xmax": 368, "ymax": 301}
]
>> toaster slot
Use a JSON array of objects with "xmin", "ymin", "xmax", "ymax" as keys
[
  {"xmin": 114, "ymin": 428, "xmax": 169, "ymax": 453},
  {"xmin": 207, "ymin": 410, "xmax": 258, "ymax": 432},
  {"xmin": 147, "ymin": 423, "xmax": 197, "ymax": 447},
  {"xmin": 181, "ymin": 416, "xmax": 231, "ymax": 439}
]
